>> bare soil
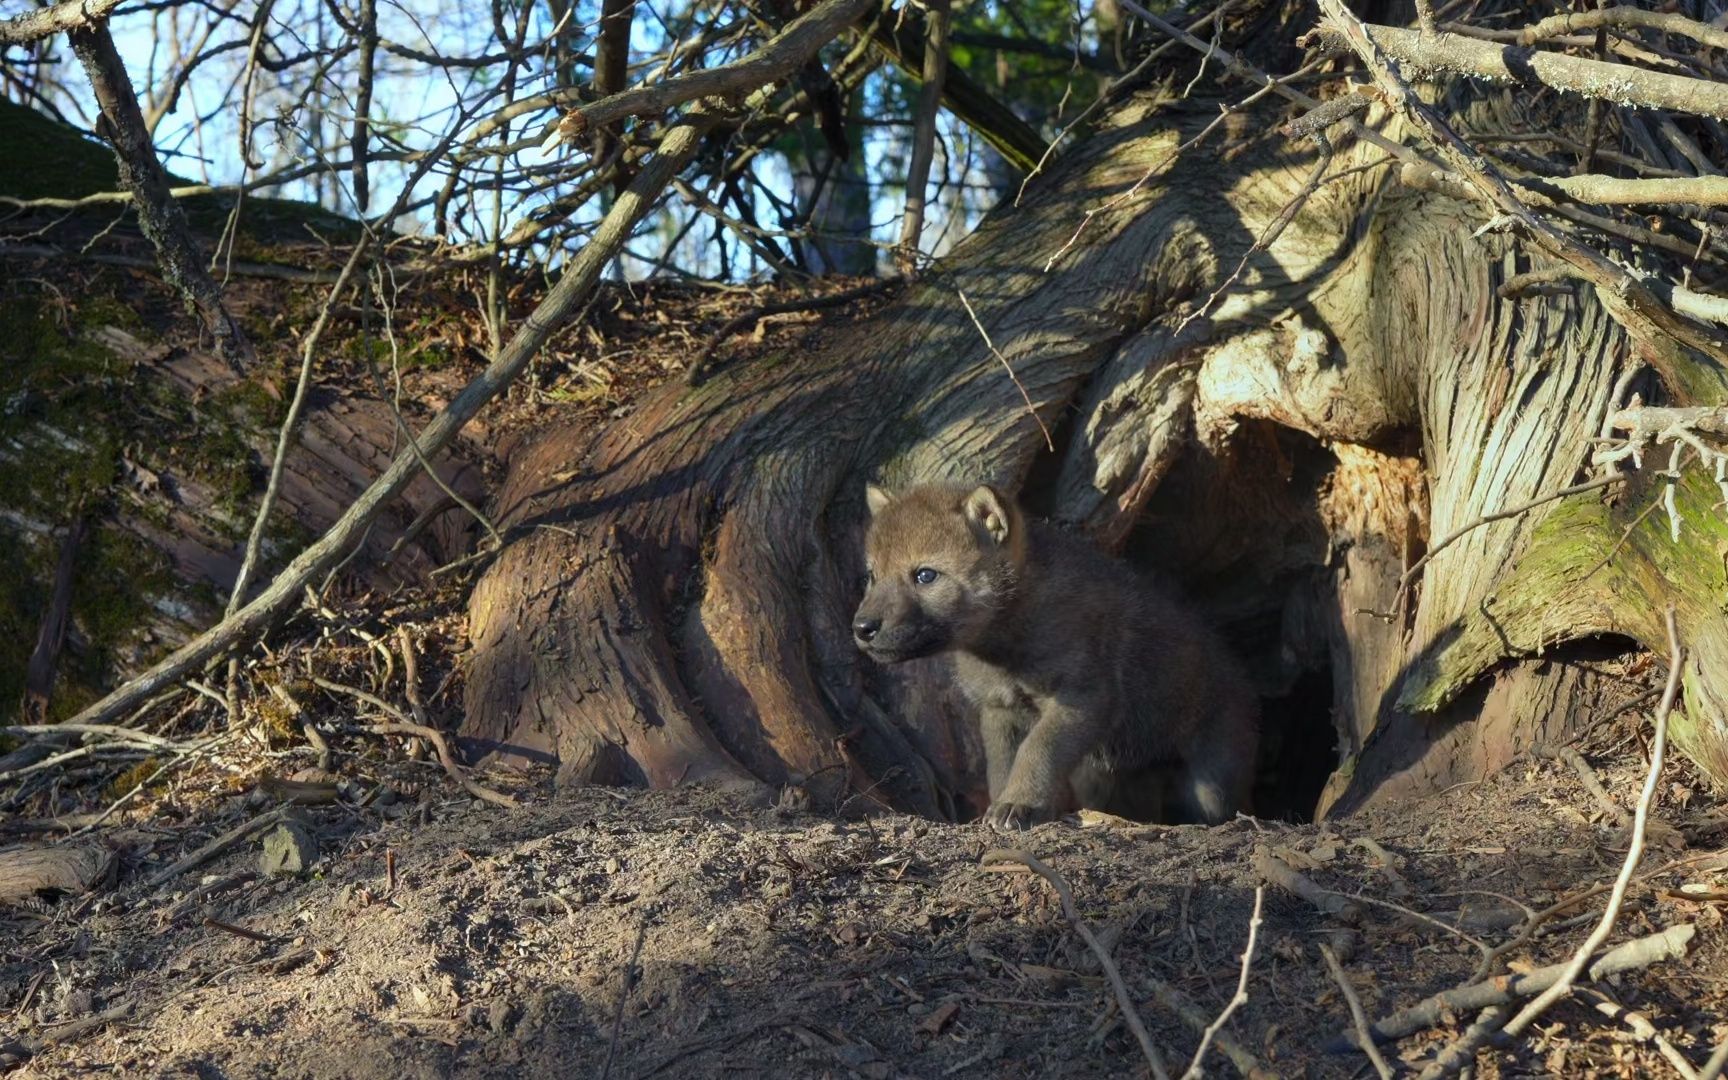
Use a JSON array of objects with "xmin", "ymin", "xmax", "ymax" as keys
[{"xmin": 4, "ymin": 719, "xmax": 1727, "ymax": 1079}]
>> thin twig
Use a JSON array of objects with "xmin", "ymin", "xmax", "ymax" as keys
[
  {"xmin": 599, "ymin": 913, "xmax": 651, "ymax": 1080},
  {"xmin": 202, "ymin": 916, "xmax": 277, "ymax": 944},
  {"xmin": 956, "ymin": 289, "xmax": 1055, "ymax": 452},
  {"xmin": 310, "ymin": 676, "xmax": 517, "ymax": 808},
  {"xmin": 63, "ymin": 119, "xmax": 711, "ymax": 730},
  {"xmin": 981, "ymin": 849, "xmax": 1171, "ymax": 1080},
  {"xmin": 1397, "ymin": 474, "xmax": 1627, "ymax": 614},
  {"xmin": 144, "ymin": 807, "xmax": 290, "ymax": 889},
  {"xmin": 1181, "ymin": 886, "xmax": 1265, "ymax": 1080},
  {"xmin": 1701, "ymin": 1038, "xmax": 1728, "ymax": 1080},
  {"xmin": 686, "ymin": 280, "xmax": 899, "ymax": 384},
  {"xmin": 1531, "ymin": 744, "xmax": 1630, "ymax": 827},
  {"xmin": 1578, "ymin": 988, "xmax": 1701, "ymax": 1080},
  {"xmin": 1319, "ymin": 943, "xmax": 1393, "ymax": 1080},
  {"xmin": 896, "ymin": 0, "xmax": 949, "ymax": 275}
]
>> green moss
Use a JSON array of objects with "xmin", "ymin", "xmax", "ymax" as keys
[
  {"xmin": 341, "ymin": 335, "xmax": 395, "ymax": 365},
  {"xmin": 0, "ymin": 294, "xmax": 244, "ymax": 722},
  {"xmin": 402, "ymin": 344, "xmax": 453, "ymax": 370},
  {"xmin": 74, "ymin": 294, "xmax": 149, "ymax": 337},
  {"xmin": 0, "ymin": 97, "xmax": 124, "ymax": 201},
  {"xmin": 105, "ymin": 756, "xmax": 164, "ymax": 799},
  {"xmin": 1397, "ymin": 464, "xmax": 1728, "ymax": 787}
]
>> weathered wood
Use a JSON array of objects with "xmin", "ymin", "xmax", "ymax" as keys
[
  {"xmin": 0, "ymin": 843, "xmax": 114, "ymax": 904},
  {"xmin": 463, "ymin": 100, "xmax": 1382, "ymax": 808}
]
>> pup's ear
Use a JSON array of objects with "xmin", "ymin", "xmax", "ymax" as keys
[
  {"xmin": 865, "ymin": 484, "xmax": 894, "ymax": 516},
  {"xmin": 962, "ymin": 485, "xmax": 1013, "ymax": 546}
]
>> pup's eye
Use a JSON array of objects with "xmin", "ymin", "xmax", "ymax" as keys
[
  {"xmin": 862, "ymin": 569, "xmax": 875, "ymax": 587},
  {"xmin": 913, "ymin": 567, "xmax": 940, "ymax": 586}
]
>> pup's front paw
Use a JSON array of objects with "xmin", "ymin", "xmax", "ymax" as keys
[{"xmin": 982, "ymin": 800, "xmax": 1058, "ymax": 831}]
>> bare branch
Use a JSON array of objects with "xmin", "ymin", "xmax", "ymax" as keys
[
  {"xmin": 535, "ymin": 0, "xmax": 877, "ymax": 151},
  {"xmin": 1364, "ymin": 924, "xmax": 1696, "ymax": 1044},
  {"xmin": 1307, "ymin": 21, "xmax": 1728, "ymax": 121},
  {"xmin": 980, "ymin": 849, "xmax": 1171, "ymax": 1080},
  {"xmin": 0, "ymin": 0, "xmax": 125, "ymax": 46},
  {"xmin": 896, "ymin": 0, "xmax": 949, "ymax": 275},
  {"xmin": 1471, "ymin": 6, "xmax": 1728, "ymax": 51},
  {"xmin": 1534, "ymin": 173, "xmax": 1728, "ymax": 207},
  {"xmin": 68, "ymin": 23, "xmax": 254, "ymax": 367},
  {"xmin": 1313, "ymin": 0, "xmax": 1728, "ymax": 394},
  {"xmin": 1181, "ymin": 886, "xmax": 1265, "ymax": 1080},
  {"xmin": 1320, "ymin": 943, "xmax": 1394, "ymax": 1080},
  {"xmin": 867, "ymin": 4, "xmax": 1048, "ymax": 173}
]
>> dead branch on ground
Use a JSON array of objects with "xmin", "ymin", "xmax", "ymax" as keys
[
  {"xmin": 980, "ymin": 849, "xmax": 1172, "ymax": 1080},
  {"xmin": 1181, "ymin": 886, "xmax": 1265, "ymax": 1080},
  {"xmin": 59, "ymin": 119, "xmax": 709, "ymax": 731},
  {"xmin": 309, "ymin": 676, "xmax": 516, "ymax": 808},
  {"xmin": 1319, "ymin": 942, "xmax": 1393, "ymax": 1080},
  {"xmin": 1499, "ymin": 606, "xmax": 1685, "ymax": 1037},
  {"xmin": 1358, "ymin": 923, "xmax": 1695, "ymax": 1045}
]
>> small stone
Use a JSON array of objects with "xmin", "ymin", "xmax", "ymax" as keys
[{"xmin": 259, "ymin": 822, "xmax": 318, "ymax": 877}]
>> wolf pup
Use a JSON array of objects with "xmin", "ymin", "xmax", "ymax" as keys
[{"xmin": 852, "ymin": 482, "xmax": 1259, "ymax": 830}]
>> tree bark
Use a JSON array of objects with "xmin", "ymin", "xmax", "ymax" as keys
[
  {"xmin": 465, "ymin": 100, "xmax": 1374, "ymax": 812},
  {"xmin": 465, "ymin": 90, "xmax": 1728, "ymax": 817}
]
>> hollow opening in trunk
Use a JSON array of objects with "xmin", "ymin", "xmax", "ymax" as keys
[{"xmin": 1251, "ymin": 667, "xmax": 1337, "ymax": 823}]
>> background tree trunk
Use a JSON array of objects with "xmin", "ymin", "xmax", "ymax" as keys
[{"xmin": 463, "ymin": 88, "xmax": 1725, "ymax": 819}]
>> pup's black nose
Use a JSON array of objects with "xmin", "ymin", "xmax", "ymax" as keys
[{"xmin": 853, "ymin": 617, "xmax": 881, "ymax": 643}]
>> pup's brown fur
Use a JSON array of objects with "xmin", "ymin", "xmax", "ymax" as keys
[{"xmin": 853, "ymin": 483, "xmax": 1259, "ymax": 830}]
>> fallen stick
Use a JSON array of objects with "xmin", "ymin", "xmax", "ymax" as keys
[
  {"xmin": 1143, "ymin": 975, "xmax": 1279, "ymax": 1079},
  {"xmin": 1252, "ymin": 847, "xmax": 1362, "ymax": 922},
  {"xmin": 1319, "ymin": 943, "xmax": 1393, "ymax": 1080},
  {"xmin": 30, "ymin": 1000, "xmax": 133, "ymax": 1050},
  {"xmin": 161, "ymin": 870, "xmax": 256, "ymax": 923},
  {"xmin": 143, "ymin": 807, "xmax": 289, "ymax": 890},
  {"xmin": 203, "ymin": 916, "xmax": 277, "ymax": 944},
  {"xmin": 1701, "ymin": 1038, "xmax": 1728, "ymax": 1080},
  {"xmin": 1348, "ymin": 923, "xmax": 1695, "ymax": 1046},
  {"xmin": 2, "ymin": 723, "xmax": 183, "ymax": 749},
  {"xmin": 1531, "ymin": 743, "xmax": 1630, "ymax": 828},
  {"xmin": 311, "ymin": 677, "xmax": 516, "ymax": 809},
  {"xmin": 1414, "ymin": 1004, "xmax": 1511, "ymax": 1079},
  {"xmin": 981, "ymin": 849, "xmax": 1172, "ymax": 1080},
  {"xmin": 59, "ymin": 118, "xmax": 710, "ymax": 731},
  {"xmin": 1182, "ymin": 886, "xmax": 1265, "ymax": 1080},
  {"xmin": 1579, "ymin": 988, "xmax": 1701, "ymax": 1080}
]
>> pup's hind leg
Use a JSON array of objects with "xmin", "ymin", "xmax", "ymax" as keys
[{"xmin": 1178, "ymin": 701, "xmax": 1259, "ymax": 825}]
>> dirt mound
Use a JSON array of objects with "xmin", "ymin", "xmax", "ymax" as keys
[{"xmin": 4, "ymin": 733, "xmax": 1726, "ymax": 1078}]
